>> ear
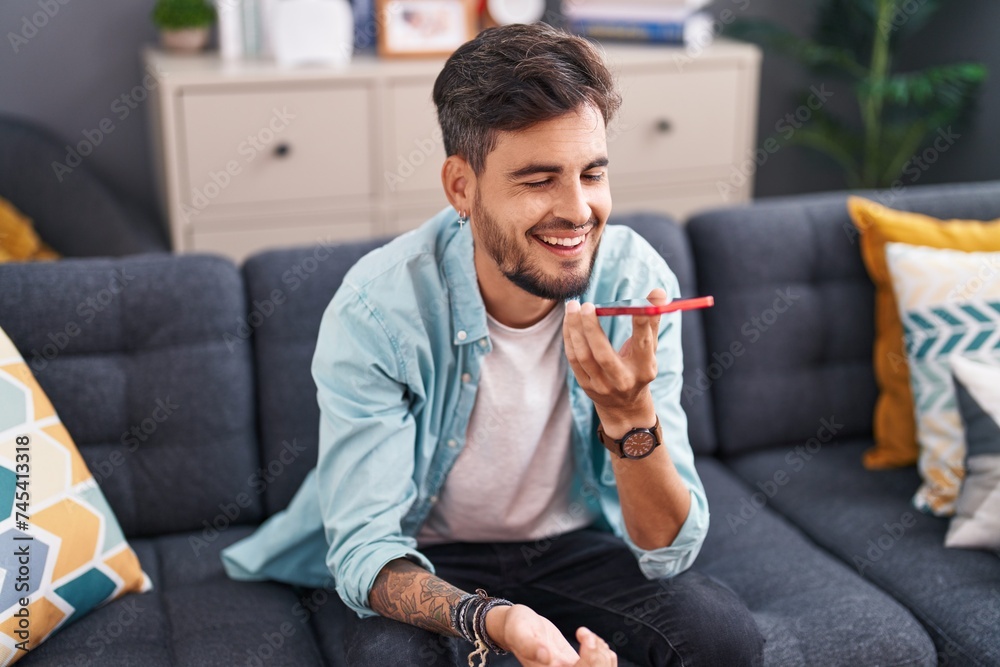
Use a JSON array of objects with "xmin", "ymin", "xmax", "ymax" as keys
[{"xmin": 441, "ymin": 155, "xmax": 475, "ymax": 216}]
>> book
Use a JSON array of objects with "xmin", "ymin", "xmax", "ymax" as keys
[
  {"xmin": 566, "ymin": 0, "xmax": 713, "ymax": 11},
  {"xmin": 565, "ymin": 5, "xmax": 715, "ymax": 46}
]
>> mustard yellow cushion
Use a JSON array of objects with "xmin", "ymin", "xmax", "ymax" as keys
[
  {"xmin": 0, "ymin": 197, "xmax": 58, "ymax": 263},
  {"xmin": 848, "ymin": 196, "xmax": 1000, "ymax": 469}
]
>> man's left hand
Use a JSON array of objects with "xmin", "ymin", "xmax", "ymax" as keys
[{"xmin": 563, "ymin": 288, "xmax": 667, "ymax": 433}]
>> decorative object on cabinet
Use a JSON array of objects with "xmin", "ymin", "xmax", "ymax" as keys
[
  {"xmin": 376, "ymin": 0, "xmax": 478, "ymax": 58},
  {"xmin": 151, "ymin": 0, "xmax": 217, "ymax": 53},
  {"xmin": 272, "ymin": 0, "xmax": 354, "ymax": 67}
]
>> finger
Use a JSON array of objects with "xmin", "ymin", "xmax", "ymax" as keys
[
  {"xmin": 631, "ymin": 288, "xmax": 668, "ymax": 354},
  {"xmin": 565, "ymin": 301, "xmax": 605, "ymax": 383},
  {"xmin": 563, "ymin": 301, "xmax": 592, "ymax": 383},
  {"xmin": 575, "ymin": 628, "xmax": 612, "ymax": 667},
  {"xmin": 577, "ymin": 303, "xmax": 626, "ymax": 380}
]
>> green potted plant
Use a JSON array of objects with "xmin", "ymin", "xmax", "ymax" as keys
[
  {"xmin": 727, "ymin": 0, "xmax": 987, "ymax": 189},
  {"xmin": 152, "ymin": 0, "xmax": 217, "ymax": 53}
]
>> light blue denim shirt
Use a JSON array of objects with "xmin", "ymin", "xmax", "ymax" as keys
[{"xmin": 221, "ymin": 206, "xmax": 709, "ymax": 618}]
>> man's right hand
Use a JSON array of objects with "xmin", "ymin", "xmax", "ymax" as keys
[{"xmin": 487, "ymin": 604, "xmax": 618, "ymax": 666}]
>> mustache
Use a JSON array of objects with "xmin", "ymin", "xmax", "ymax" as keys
[{"xmin": 530, "ymin": 216, "xmax": 599, "ymax": 235}]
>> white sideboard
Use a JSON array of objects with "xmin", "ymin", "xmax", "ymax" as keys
[{"xmin": 144, "ymin": 40, "xmax": 760, "ymax": 262}]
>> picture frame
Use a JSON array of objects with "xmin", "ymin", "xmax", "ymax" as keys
[{"xmin": 376, "ymin": 0, "xmax": 478, "ymax": 58}]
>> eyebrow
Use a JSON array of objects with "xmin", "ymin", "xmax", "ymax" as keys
[{"xmin": 507, "ymin": 157, "xmax": 609, "ymax": 180}]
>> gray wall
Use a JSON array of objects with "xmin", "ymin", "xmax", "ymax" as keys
[
  {"xmin": 1, "ymin": 0, "xmax": 163, "ymax": 215},
  {"xmin": 1, "ymin": 0, "xmax": 997, "ymax": 225}
]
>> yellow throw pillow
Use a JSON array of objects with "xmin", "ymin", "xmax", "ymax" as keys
[
  {"xmin": 0, "ymin": 325, "xmax": 150, "ymax": 664},
  {"xmin": 0, "ymin": 197, "xmax": 58, "ymax": 263},
  {"xmin": 848, "ymin": 196, "xmax": 1000, "ymax": 470}
]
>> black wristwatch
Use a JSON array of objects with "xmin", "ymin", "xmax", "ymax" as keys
[{"xmin": 597, "ymin": 417, "xmax": 662, "ymax": 460}]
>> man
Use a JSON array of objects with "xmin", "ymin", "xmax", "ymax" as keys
[{"xmin": 223, "ymin": 23, "xmax": 764, "ymax": 666}]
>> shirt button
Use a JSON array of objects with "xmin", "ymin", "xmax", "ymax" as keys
[
  {"xmin": 478, "ymin": 339, "xmax": 487, "ymax": 349},
  {"xmin": 447, "ymin": 439, "xmax": 457, "ymax": 448},
  {"xmin": 461, "ymin": 373, "xmax": 471, "ymax": 383},
  {"xmin": 457, "ymin": 330, "xmax": 467, "ymax": 341},
  {"xmin": 430, "ymin": 495, "xmax": 439, "ymax": 503}
]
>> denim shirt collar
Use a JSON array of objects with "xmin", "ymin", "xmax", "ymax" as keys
[
  {"xmin": 438, "ymin": 206, "xmax": 601, "ymax": 347},
  {"xmin": 440, "ymin": 209, "xmax": 489, "ymax": 346}
]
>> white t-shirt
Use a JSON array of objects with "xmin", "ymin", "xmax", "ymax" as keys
[{"xmin": 417, "ymin": 302, "xmax": 597, "ymax": 546}]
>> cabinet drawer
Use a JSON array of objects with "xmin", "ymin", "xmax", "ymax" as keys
[
  {"xmin": 190, "ymin": 215, "xmax": 375, "ymax": 263},
  {"xmin": 179, "ymin": 83, "xmax": 373, "ymax": 212},
  {"xmin": 609, "ymin": 67, "xmax": 742, "ymax": 183},
  {"xmin": 385, "ymin": 79, "xmax": 446, "ymax": 196}
]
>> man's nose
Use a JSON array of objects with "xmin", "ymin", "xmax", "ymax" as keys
[{"xmin": 551, "ymin": 181, "xmax": 593, "ymax": 229}]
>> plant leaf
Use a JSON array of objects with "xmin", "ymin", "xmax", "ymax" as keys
[{"xmin": 726, "ymin": 18, "xmax": 867, "ymax": 79}]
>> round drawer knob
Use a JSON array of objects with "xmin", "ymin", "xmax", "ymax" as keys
[
  {"xmin": 655, "ymin": 119, "xmax": 672, "ymax": 134},
  {"xmin": 273, "ymin": 142, "xmax": 292, "ymax": 157}
]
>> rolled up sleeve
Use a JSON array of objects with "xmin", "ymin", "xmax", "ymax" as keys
[{"xmin": 312, "ymin": 283, "xmax": 434, "ymax": 618}]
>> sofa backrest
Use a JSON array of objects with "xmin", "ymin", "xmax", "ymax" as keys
[
  {"xmin": 245, "ymin": 214, "xmax": 716, "ymax": 517},
  {"xmin": 0, "ymin": 254, "xmax": 263, "ymax": 537},
  {"xmin": 686, "ymin": 180, "xmax": 1000, "ymax": 457},
  {"xmin": 242, "ymin": 236, "xmax": 390, "ymax": 516}
]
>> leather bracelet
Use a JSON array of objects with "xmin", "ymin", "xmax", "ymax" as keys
[
  {"xmin": 474, "ymin": 592, "xmax": 512, "ymax": 655},
  {"xmin": 459, "ymin": 588, "xmax": 512, "ymax": 667},
  {"xmin": 452, "ymin": 592, "xmax": 478, "ymax": 643}
]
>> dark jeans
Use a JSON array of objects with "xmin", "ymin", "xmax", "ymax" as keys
[{"xmin": 335, "ymin": 528, "xmax": 764, "ymax": 666}]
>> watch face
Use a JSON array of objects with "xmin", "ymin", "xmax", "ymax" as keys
[{"xmin": 622, "ymin": 430, "xmax": 656, "ymax": 458}]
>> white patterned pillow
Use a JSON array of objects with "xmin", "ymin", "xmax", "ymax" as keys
[{"xmin": 884, "ymin": 243, "xmax": 1000, "ymax": 516}]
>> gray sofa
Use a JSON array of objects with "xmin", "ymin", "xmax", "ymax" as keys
[{"xmin": 2, "ymin": 180, "xmax": 998, "ymax": 666}]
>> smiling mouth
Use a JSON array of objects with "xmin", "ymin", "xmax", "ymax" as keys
[{"xmin": 536, "ymin": 234, "xmax": 587, "ymax": 248}]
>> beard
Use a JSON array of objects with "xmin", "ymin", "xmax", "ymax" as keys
[{"xmin": 470, "ymin": 193, "xmax": 601, "ymax": 301}]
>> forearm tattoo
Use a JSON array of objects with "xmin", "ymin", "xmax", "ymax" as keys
[{"xmin": 369, "ymin": 558, "xmax": 467, "ymax": 637}]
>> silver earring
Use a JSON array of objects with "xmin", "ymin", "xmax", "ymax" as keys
[{"xmin": 458, "ymin": 211, "xmax": 469, "ymax": 227}]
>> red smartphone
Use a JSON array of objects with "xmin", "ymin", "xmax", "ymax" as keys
[{"xmin": 593, "ymin": 296, "xmax": 714, "ymax": 316}]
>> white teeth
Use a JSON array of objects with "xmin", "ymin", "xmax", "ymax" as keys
[{"xmin": 538, "ymin": 234, "xmax": 584, "ymax": 247}]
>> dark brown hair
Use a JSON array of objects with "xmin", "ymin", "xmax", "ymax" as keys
[{"xmin": 433, "ymin": 23, "xmax": 621, "ymax": 175}]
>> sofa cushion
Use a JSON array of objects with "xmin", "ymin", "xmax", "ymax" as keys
[
  {"xmin": 949, "ymin": 356, "xmax": 1000, "ymax": 551},
  {"xmin": 727, "ymin": 439, "xmax": 1000, "ymax": 666},
  {"xmin": 0, "ymin": 255, "xmax": 262, "ymax": 536},
  {"xmin": 693, "ymin": 457, "xmax": 935, "ymax": 667},
  {"xmin": 687, "ymin": 180, "xmax": 1000, "ymax": 458},
  {"xmin": 885, "ymin": 243, "xmax": 1000, "ymax": 515},
  {"xmin": 19, "ymin": 527, "xmax": 326, "ymax": 667}
]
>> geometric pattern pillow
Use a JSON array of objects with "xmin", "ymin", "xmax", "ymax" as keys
[
  {"xmin": 948, "ymin": 355, "xmax": 1000, "ymax": 552},
  {"xmin": 884, "ymin": 242, "xmax": 1000, "ymax": 516},
  {"xmin": 0, "ymin": 326, "xmax": 150, "ymax": 665}
]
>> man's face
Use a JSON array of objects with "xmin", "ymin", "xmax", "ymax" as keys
[{"xmin": 470, "ymin": 105, "xmax": 612, "ymax": 301}]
